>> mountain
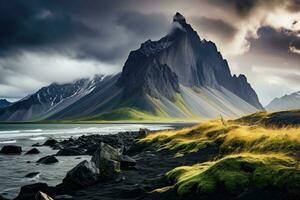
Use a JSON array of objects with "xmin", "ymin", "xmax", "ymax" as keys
[
  {"xmin": 0, "ymin": 75, "xmax": 110, "ymax": 121},
  {"xmin": 0, "ymin": 99, "xmax": 11, "ymax": 109},
  {"xmin": 0, "ymin": 13, "xmax": 263, "ymax": 122},
  {"xmin": 266, "ymin": 91, "xmax": 300, "ymax": 112},
  {"xmin": 118, "ymin": 12, "xmax": 263, "ymax": 110}
]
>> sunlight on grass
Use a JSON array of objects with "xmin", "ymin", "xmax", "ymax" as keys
[
  {"xmin": 166, "ymin": 153, "xmax": 300, "ymax": 195},
  {"xmin": 143, "ymin": 110, "xmax": 300, "ymax": 197},
  {"xmin": 140, "ymin": 118, "xmax": 300, "ymax": 157}
]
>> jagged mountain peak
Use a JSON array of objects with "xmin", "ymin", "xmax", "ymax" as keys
[
  {"xmin": 173, "ymin": 12, "xmax": 186, "ymax": 24},
  {"xmin": 119, "ymin": 12, "xmax": 263, "ymax": 110}
]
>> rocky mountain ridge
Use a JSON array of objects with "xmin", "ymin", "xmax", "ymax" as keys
[
  {"xmin": 0, "ymin": 75, "xmax": 107, "ymax": 121},
  {"xmin": 118, "ymin": 12, "xmax": 263, "ymax": 110},
  {"xmin": 266, "ymin": 91, "xmax": 300, "ymax": 112},
  {"xmin": 0, "ymin": 99, "xmax": 11, "ymax": 109}
]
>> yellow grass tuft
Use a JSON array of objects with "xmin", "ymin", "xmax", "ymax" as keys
[{"xmin": 144, "ymin": 110, "xmax": 300, "ymax": 197}]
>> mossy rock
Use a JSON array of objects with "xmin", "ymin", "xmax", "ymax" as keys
[{"xmin": 166, "ymin": 154, "xmax": 300, "ymax": 197}]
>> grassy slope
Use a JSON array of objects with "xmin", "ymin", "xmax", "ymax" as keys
[
  {"xmin": 77, "ymin": 93, "xmax": 203, "ymax": 122},
  {"xmin": 82, "ymin": 107, "xmax": 163, "ymax": 121},
  {"xmin": 140, "ymin": 110, "xmax": 300, "ymax": 198},
  {"xmin": 234, "ymin": 109, "xmax": 300, "ymax": 127}
]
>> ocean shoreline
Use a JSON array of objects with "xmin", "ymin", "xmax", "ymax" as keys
[{"xmin": 0, "ymin": 123, "xmax": 194, "ymax": 200}]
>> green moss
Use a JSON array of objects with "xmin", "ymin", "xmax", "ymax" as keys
[
  {"xmin": 144, "ymin": 112, "xmax": 300, "ymax": 198},
  {"xmin": 140, "ymin": 121, "xmax": 237, "ymax": 156},
  {"xmin": 166, "ymin": 154, "xmax": 300, "ymax": 196}
]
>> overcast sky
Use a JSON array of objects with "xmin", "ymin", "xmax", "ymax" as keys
[{"xmin": 1, "ymin": 0, "xmax": 300, "ymax": 105}]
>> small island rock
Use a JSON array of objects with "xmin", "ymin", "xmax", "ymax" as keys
[
  {"xmin": 0, "ymin": 145, "xmax": 22, "ymax": 154},
  {"xmin": 37, "ymin": 156, "xmax": 59, "ymax": 164},
  {"xmin": 25, "ymin": 148, "xmax": 40, "ymax": 155}
]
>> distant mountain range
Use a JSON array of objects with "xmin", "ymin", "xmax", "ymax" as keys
[
  {"xmin": 0, "ymin": 99, "xmax": 11, "ymax": 109},
  {"xmin": 266, "ymin": 91, "xmax": 300, "ymax": 112},
  {"xmin": 0, "ymin": 13, "xmax": 263, "ymax": 122}
]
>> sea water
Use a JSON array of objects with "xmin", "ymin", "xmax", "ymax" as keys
[{"xmin": 0, "ymin": 123, "xmax": 173, "ymax": 199}]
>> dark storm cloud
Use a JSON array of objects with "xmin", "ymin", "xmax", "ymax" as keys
[
  {"xmin": 208, "ymin": 0, "xmax": 300, "ymax": 17},
  {"xmin": 117, "ymin": 12, "xmax": 169, "ymax": 38},
  {"xmin": 192, "ymin": 16, "xmax": 238, "ymax": 41},
  {"xmin": 246, "ymin": 26, "xmax": 300, "ymax": 61},
  {"xmin": 0, "ymin": 0, "xmax": 98, "ymax": 57},
  {"xmin": 0, "ymin": 0, "xmax": 170, "ymax": 63}
]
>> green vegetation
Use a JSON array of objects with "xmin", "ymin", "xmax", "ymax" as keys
[
  {"xmin": 141, "ymin": 110, "xmax": 300, "ymax": 197},
  {"xmin": 166, "ymin": 154, "xmax": 300, "ymax": 196},
  {"xmin": 234, "ymin": 109, "xmax": 300, "ymax": 127},
  {"xmin": 82, "ymin": 107, "xmax": 165, "ymax": 121}
]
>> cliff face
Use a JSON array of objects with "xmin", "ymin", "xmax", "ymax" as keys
[
  {"xmin": 117, "ymin": 48, "xmax": 180, "ymax": 101},
  {"xmin": 118, "ymin": 12, "xmax": 263, "ymax": 110}
]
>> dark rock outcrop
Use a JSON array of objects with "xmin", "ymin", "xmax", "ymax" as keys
[
  {"xmin": 25, "ymin": 148, "xmax": 40, "ymax": 155},
  {"xmin": 137, "ymin": 128, "xmax": 150, "ymax": 138},
  {"xmin": 63, "ymin": 160, "xmax": 99, "ymax": 189},
  {"xmin": 91, "ymin": 142, "xmax": 120, "ymax": 179},
  {"xmin": 15, "ymin": 183, "xmax": 49, "ymax": 200},
  {"xmin": 25, "ymin": 172, "xmax": 40, "ymax": 178},
  {"xmin": 118, "ymin": 53, "xmax": 180, "ymax": 101},
  {"xmin": 37, "ymin": 156, "xmax": 59, "ymax": 164},
  {"xmin": 0, "ymin": 145, "xmax": 22, "ymax": 154},
  {"xmin": 32, "ymin": 143, "xmax": 41, "ymax": 147},
  {"xmin": 56, "ymin": 148, "xmax": 85, "ymax": 156},
  {"xmin": 43, "ymin": 139, "xmax": 58, "ymax": 147},
  {"xmin": 119, "ymin": 155, "xmax": 136, "ymax": 170}
]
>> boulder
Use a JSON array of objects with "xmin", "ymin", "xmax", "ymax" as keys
[
  {"xmin": 91, "ymin": 142, "xmax": 120, "ymax": 179},
  {"xmin": 119, "ymin": 155, "xmax": 136, "ymax": 169},
  {"xmin": 35, "ymin": 191, "xmax": 53, "ymax": 200},
  {"xmin": 25, "ymin": 172, "xmax": 40, "ymax": 178},
  {"xmin": 56, "ymin": 148, "xmax": 85, "ymax": 156},
  {"xmin": 37, "ymin": 156, "xmax": 59, "ymax": 164},
  {"xmin": 138, "ymin": 128, "xmax": 150, "ymax": 138},
  {"xmin": 85, "ymin": 144, "xmax": 98, "ymax": 155},
  {"xmin": 25, "ymin": 148, "xmax": 41, "ymax": 155},
  {"xmin": 32, "ymin": 143, "xmax": 41, "ymax": 147},
  {"xmin": 123, "ymin": 142, "xmax": 145, "ymax": 155},
  {"xmin": 43, "ymin": 139, "xmax": 58, "ymax": 147},
  {"xmin": 63, "ymin": 160, "xmax": 99, "ymax": 189},
  {"xmin": 0, "ymin": 145, "xmax": 22, "ymax": 154},
  {"xmin": 16, "ymin": 183, "xmax": 48, "ymax": 200}
]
